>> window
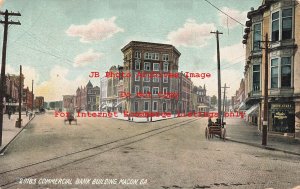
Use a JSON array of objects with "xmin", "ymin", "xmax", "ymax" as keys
[
  {"xmin": 272, "ymin": 11, "xmax": 279, "ymax": 41},
  {"xmin": 144, "ymin": 52, "xmax": 150, "ymax": 60},
  {"xmin": 143, "ymin": 86, "xmax": 150, "ymax": 94},
  {"xmin": 144, "ymin": 62, "xmax": 150, "ymax": 71},
  {"xmin": 163, "ymin": 63, "xmax": 169, "ymax": 72},
  {"xmin": 134, "ymin": 101, "xmax": 139, "ymax": 112},
  {"xmin": 134, "ymin": 85, "xmax": 140, "ymax": 94},
  {"xmin": 143, "ymin": 74, "xmax": 150, "ymax": 82},
  {"xmin": 152, "ymin": 87, "xmax": 159, "ymax": 95},
  {"xmin": 135, "ymin": 51, "xmax": 141, "ymax": 59},
  {"xmin": 135, "ymin": 60, "xmax": 140, "ymax": 70},
  {"xmin": 281, "ymin": 57, "xmax": 291, "ymax": 87},
  {"xmin": 162, "ymin": 54, "xmax": 169, "ymax": 61},
  {"xmin": 144, "ymin": 52, "xmax": 159, "ymax": 60},
  {"xmin": 272, "ymin": 8, "xmax": 293, "ymax": 42},
  {"xmin": 153, "ymin": 63, "xmax": 160, "ymax": 71},
  {"xmin": 153, "ymin": 101, "xmax": 158, "ymax": 111},
  {"xmin": 134, "ymin": 72, "xmax": 140, "ymax": 81},
  {"xmin": 271, "ymin": 58, "xmax": 279, "ymax": 88},
  {"xmin": 163, "ymin": 75, "xmax": 168, "ymax": 83},
  {"xmin": 282, "ymin": 8, "xmax": 292, "ymax": 40},
  {"xmin": 253, "ymin": 65, "xmax": 260, "ymax": 91},
  {"xmin": 163, "ymin": 102, "xmax": 167, "ymax": 112},
  {"xmin": 153, "ymin": 76, "xmax": 159, "ymax": 83},
  {"xmin": 253, "ymin": 23, "xmax": 261, "ymax": 51},
  {"xmin": 144, "ymin": 101, "xmax": 149, "ymax": 111},
  {"xmin": 163, "ymin": 87, "xmax": 168, "ymax": 94}
]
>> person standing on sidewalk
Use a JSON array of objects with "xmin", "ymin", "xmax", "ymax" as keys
[
  {"xmin": 8, "ymin": 110, "xmax": 12, "ymax": 120},
  {"xmin": 29, "ymin": 112, "xmax": 33, "ymax": 120}
]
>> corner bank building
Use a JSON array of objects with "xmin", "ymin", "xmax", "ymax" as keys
[{"xmin": 121, "ymin": 41, "xmax": 181, "ymax": 115}]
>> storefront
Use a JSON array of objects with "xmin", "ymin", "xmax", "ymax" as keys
[{"xmin": 269, "ymin": 102, "xmax": 295, "ymax": 133}]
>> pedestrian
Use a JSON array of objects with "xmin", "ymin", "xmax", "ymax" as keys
[
  {"xmin": 8, "ymin": 110, "xmax": 11, "ymax": 120},
  {"xmin": 29, "ymin": 112, "xmax": 33, "ymax": 120}
]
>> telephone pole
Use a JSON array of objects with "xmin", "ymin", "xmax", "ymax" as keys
[
  {"xmin": 211, "ymin": 30, "xmax": 223, "ymax": 121},
  {"xmin": 260, "ymin": 33, "xmax": 271, "ymax": 146},
  {"xmin": 32, "ymin": 80, "xmax": 34, "ymax": 111},
  {"xmin": 0, "ymin": 10, "xmax": 21, "ymax": 146},
  {"xmin": 16, "ymin": 65, "xmax": 22, "ymax": 128},
  {"xmin": 221, "ymin": 83, "xmax": 230, "ymax": 124}
]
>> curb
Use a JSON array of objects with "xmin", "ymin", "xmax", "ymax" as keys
[
  {"xmin": 224, "ymin": 137, "xmax": 300, "ymax": 156},
  {"xmin": 0, "ymin": 114, "xmax": 36, "ymax": 155}
]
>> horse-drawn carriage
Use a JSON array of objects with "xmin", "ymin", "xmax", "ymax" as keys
[
  {"xmin": 64, "ymin": 111, "xmax": 77, "ymax": 125},
  {"xmin": 205, "ymin": 118, "xmax": 226, "ymax": 141}
]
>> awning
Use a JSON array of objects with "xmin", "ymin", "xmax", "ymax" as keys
[
  {"xmin": 238, "ymin": 102, "xmax": 246, "ymax": 110},
  {"xmin": 107, "ymin": 103, "xmax": 113, "ymax": 108},
  {"xmin": 114, "ymin": 101, "xmax": 123, "ymax": 107},
  {"xmin": 245, "ymin": 104, "xmax": 259, "ymax": 116}
]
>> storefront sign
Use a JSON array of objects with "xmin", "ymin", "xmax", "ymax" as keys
[{"xmin": 274, "ymin": 112, "xmax": 287, "ymax": 120}]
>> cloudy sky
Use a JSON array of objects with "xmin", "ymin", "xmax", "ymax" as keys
[{"xmin": 1, "ymin": 0, "xmax": 261, "ymax": 101}]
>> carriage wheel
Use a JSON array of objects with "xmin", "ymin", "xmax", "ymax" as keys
[{"xmin": 205, "ymin": 127, "xmax": 208, "ymax": 139}]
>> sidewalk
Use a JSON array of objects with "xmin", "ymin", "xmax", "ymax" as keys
[
  {"xmin": 0, "ymin": 112, "xmax": 34, "ymax": 154},
  {"xmin": 224, "ymin": 117, "xmax": 300, "ymax": 155}
]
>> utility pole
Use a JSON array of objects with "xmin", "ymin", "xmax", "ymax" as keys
[
  {"xmin": 16, "ymin": 65, "xmax": 22, "ymax": 128},
  {"xmin": 211, "ymin": 30, "xmax": 223, "ymax": 122},
  {"xmin": 221, "ymin": 83, "xmax": 230, "ymax": 124},
  {"xmin": 0, "ymin": 10, "xmax": 21, "ymax": 146},
  {"xmin": 260, "ymin": 33, "xmax": 270, "ymax": 146},
  {"xmin": 32, "ymin": 80, "xmax": 34, "ymax": 111}
]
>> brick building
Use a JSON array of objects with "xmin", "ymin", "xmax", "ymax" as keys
[
  {"xmin": 23, "ymin": 87, "xmax": 34, "ymax": 111},
  {"xmin": 75, "ymin": 81, "xmax": 100, "ymax": 111},
  {"xmin": 121, "ymin": 41, "xmax": 181, "ymax": 115},
  {"xmin": 35, "ymin": 96, "xmax": 44, "ymax": 110}
]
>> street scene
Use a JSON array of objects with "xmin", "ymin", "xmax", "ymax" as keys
[{"xmin": 0, "ymin": 0, "xmax": 300, "ymax": 188}]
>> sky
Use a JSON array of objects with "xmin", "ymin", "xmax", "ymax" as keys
[{"xmin": 1, "ymin": 0, "xmax": 262, "ymax": 101}]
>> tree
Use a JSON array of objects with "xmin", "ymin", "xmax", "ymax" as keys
[
  {"xmin": 49, "ymin": 102, "xmax": 55, "ymax": 109},
  {"xmin": 211, "ymin": 95, "xmax": 217, "ymax": 106}
]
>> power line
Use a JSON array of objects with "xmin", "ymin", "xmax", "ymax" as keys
[{"xmin": 204, "ymin": 0, "xmax": 245, "ymax": 27}]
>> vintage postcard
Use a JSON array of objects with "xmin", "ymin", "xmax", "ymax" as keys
[{"xmin": 0, "ymin": 0, "xmax": 299, "ymax": 188}]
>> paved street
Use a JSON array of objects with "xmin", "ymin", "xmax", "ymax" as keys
[{"xmin": 0, "ymin": 111, "xmax": 299, "ymax": 189}]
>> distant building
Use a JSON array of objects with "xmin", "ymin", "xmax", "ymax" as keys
[
  {"xmin": 191, "ymin": 85, "xmax": 209, "ymax": 112},
  {"xmin": 99, "ymin": 77, "xmax": 108, "ymax": 111},
  {"xmin": 233, "ymin": 79, "xmax": 246, "ymax": 112},
  {"xmin": 23, "ymin": 87, "xmax": 34, "ymax": 111},
  {"xmin": 63, "ymin": 95, "xmax": 75, "ymax": 111},
  {"xmin": 105, "ymin": 66, "xmax": 121, "ymax": 112},
  {"xmin": 35, "ymin": 96, "xmax": 44, "ymax": 110},
  {"xmin": 75, "ymin": 81, "xmax": 100, "ymax": 111},
  {"xmin": 179, "ymin": 72, "xmax": 192, "ymax": 113}
]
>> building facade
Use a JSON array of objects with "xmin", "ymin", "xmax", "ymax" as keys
[
  {"xmin": 63, "ymin": 95, "xmax": 75, "ymax": 111},
  {"xmin": 243, "ymin": 0, "xmax": 299, "ymax": 137},
  {"xmin": 35, "ymin": 96, "xmax": 44, "ymax": 110},
  {"xmin": 121, "ymin": 41, "xmax": 181, "ymax": 115},
  {"xmin": 75, "ymin": 81, "xmax": 100, "ymax": 111},
  {"xmin": 191, "ymin": 85, "xmax": 210, "ymax": 113},
  {"xmin": 178, "ymin": 72, "xmax": 192, "ymax": 113},
  {"xmin": 23, "ymin": 87, "xmax": 34, "ymax": 111},
  {"xmin": 99, "ymin": 76, "xmax": 108, "ymax": 111}
]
